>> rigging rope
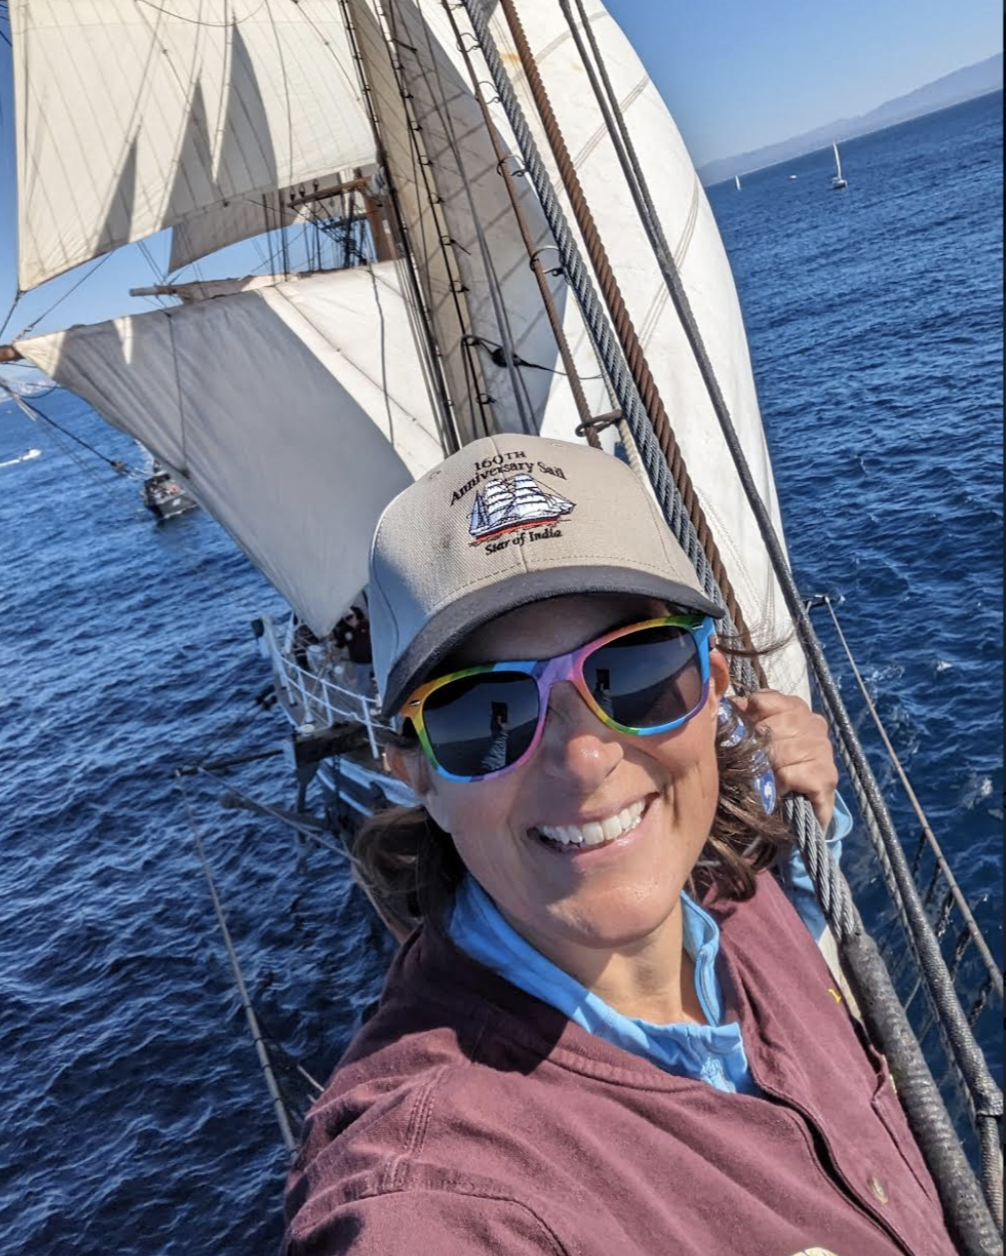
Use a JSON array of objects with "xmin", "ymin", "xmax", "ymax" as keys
[
  {"xmin": 331, "ymin": 0, "xmax": 462, "ymax": 454},
  {"xmin": 820, "ymin": 594, "xmax": 1003, "ymax": 998},
  {"xmin": 133, "ymin": 0, "xmax": 270, "ymax": 26},
  {"xmin": 0, "ymin": 291, "xmax": 19, "ymax": 342},
  {"xmin": 461, "ymin": 3, "xmax": 1002, "ymax": 1244},
  {"xmin": 545, "ymin": 0, "xmax": 1004, "ymax": 1203},
  {"xmin": 463, "ymin": 0, "xmax": 766, "ymax": 691},
  {"xmin": 406, "ymin": 0, "xmax": 537, "ymax": 435},
  {"xmin": 0, "ymin": 382, "xmax": 133, "ymax": 477},
  {"xmin": 175, "ymin": 773, "xmax": 298, "ymax": 1154},
  {"xmin": 489, "ymin": 0, "xmax": 766, "ymax": 683},
  {"xmin": 374, "ymin": 0, "xmax": 495, "ymax": 440},
  {"xmin": 441, "ymin": 0, "xmax": 600, "ymax": 446},
  {"xmin": 15, "ymin": 252, "xmax": 114, "ymax": 341}
]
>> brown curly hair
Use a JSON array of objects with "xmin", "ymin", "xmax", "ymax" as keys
[{"xmin": 351, "ymin": 684, "xmax": 790, "ymax": 941}]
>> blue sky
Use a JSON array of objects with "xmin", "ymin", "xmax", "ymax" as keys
[
  {"xmin": 607, "ymin": 0, "xmax": 1001, "ymax": 167},
  {"xmin": 0, "ymin": 0, "xmax": 1001, "ymax": 363}
]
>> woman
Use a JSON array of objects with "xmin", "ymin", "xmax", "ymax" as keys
[{"xmin": 285, "ymin": 435, "xmax": 954, "ymax": 1256}]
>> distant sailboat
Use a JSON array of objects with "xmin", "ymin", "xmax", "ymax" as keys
[
  {"xmin": 832, "ymin": 142, "xmax": 849, "ymax": 190},
  {"xmin": 734, "ymin": 174, "xmax": 742, "ymax": 191}
]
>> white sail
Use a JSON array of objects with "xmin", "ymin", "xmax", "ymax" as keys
[
  {"xmin": 833, "ymin": 143, "xmax": 844, "ymax": 180},
  {"xmin": 488, "ymin": 0, "xmax": 810, "ymax": 697},
  {"xmin": 10, "ymin": 1, "xmax": 375, "ymax": 291},
  {"xmin": 15, "ymin": 264, "xmax": 446, "ymax": 635}
]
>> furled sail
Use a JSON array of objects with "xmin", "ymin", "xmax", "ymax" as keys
[
  {"xmin": 15, "ymin": 264, "xmax": 446, "ymax": 635},
  {"xmin": 485, "ymin": 0, "xmax": 810, "ymax": 697},
  {"xmin": 10, "ymin": 1, "xmax": 375, "ymax": 290},
  {"xmin": 166, "ymin": 168, "xmax": 378, "ymax": 276},
  {"xmin": 133, "ymin": 275, "xmax": 282, "ymax": 304}
]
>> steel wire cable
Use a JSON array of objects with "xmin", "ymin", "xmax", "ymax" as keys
[
  {"xmin": 372, "ymin": 0, "xmax": 496, "ymax": 440},
  {"xmin": 462, "ymin": 3, "xmax": 1002, "ymax": 1244},
  {"xmin": 820, "ymin": 595, "xmax": 1002, "ymax": 996},
  {"xmin": 440, "ymin": 0, "xmax": 601, "ymax": 445},
  {"xmin": 546, "ymin": 0, "xmax": 1003, "ymax": 1188},
  {"xmin": 458, "ymin": 2, "xmax": 746, "ymax": 655},
  {"xmin": 175, "ymin": 774, "xmax": 298, "ymax": 1154},
  {"xmin": 407, "ymin": 0, "xmax": 536, "ymax": 434},
  {"xmin": 326, "ymin": 0, "xmax": 462, "ymax": 453}
]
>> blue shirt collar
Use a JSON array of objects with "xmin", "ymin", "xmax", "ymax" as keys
[{"xmin": 446, "ymin": 876, "xmax": 753, "ymax": 1093}]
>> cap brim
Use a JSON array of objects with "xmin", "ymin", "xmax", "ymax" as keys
[{"xmin": 380, "ymin": 566, "xmax": 724, "ymax": 719}]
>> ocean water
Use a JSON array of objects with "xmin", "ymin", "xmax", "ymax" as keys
[{"xmin": 1, "ymin": 91, "xmax": 1002, "ymax": 1254}]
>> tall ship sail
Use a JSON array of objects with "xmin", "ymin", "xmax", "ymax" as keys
[{"xmin": 0, "ymin": 1, "xmax": 1000, "ymax": 1246}]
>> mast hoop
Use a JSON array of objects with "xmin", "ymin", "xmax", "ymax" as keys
[
  {"xmin": 528, "ymin": 244, "xmax": 563, "ymax": 275},
  {"xmin": 574, "ymin": 411, "xmax": 622, "ymax": 439},
  {"xmin": 495, "ymin": 155, "xmax": 527, "ymax": 178}
]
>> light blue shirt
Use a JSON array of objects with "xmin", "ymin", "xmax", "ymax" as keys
[{"xmin": 446, "ymin": 794, "xmax": 854, "ymax": 1095}]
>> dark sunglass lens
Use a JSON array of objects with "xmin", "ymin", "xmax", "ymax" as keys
[
  {"xmin": 584, "ymin": 626, "xmax": 702, "ymax": 730},
  {"xmin": 423, "ymin": 672, "xmax": 541, "ymax": 777}
]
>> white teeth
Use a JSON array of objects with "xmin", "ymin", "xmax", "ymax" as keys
[{"xmin": 538, "ymin": 801, "xmax": 646, "ymax": 850}]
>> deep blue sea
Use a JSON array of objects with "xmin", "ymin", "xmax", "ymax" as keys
[{"xmin": 1, "ymin": 92, "xmax": 1002, "ymax": 1254}]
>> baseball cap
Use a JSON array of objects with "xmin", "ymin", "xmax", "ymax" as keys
[{"xmin": 369, "ymin": 434, "xmax": 723, "ymax": 718}]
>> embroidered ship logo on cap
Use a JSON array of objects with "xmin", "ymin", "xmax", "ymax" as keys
[{"xmin": 468, "ymin": 473, "xmax": 575, "ymax": 545}]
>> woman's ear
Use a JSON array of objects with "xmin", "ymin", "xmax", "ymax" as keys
[
  {"xmin": 387, "ymin": 742, "xmax": 454, "ymax": 835},
  {"xmin": 386, "ymin": 742, "xmax": 434, "ymax": 801},
  {"xmin": 710, "ymin": 647, "xmax": 731, "ymax": 700}
]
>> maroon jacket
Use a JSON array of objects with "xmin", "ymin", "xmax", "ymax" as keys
[{"xmin": 284, "ymin": 873, "xmax": 954, "ymax": 1255}]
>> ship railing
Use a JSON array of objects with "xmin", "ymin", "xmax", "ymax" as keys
[{"xmin": 258, "ymin": 616, "xmax": 385, "ymax": 760}]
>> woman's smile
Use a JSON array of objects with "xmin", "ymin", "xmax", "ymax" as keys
[{"xmin": 533, "ymin": 794, "xmax": 652, "ymax": 853}]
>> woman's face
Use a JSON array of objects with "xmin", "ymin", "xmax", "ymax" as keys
[{"xmin": 395, "ymin": 595, "xmax": 730, "ymax": 961}]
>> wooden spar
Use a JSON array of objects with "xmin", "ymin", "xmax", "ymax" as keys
[
  {"xmin": 362, "ymin": 192, "xmax": 395, "ymax": 262},
  {"xmin": 351, "ymin": 167, "xmax": 395, "ymax": 263},
  {"xmin": 288, "ymin": 176, "xmax": 368, "ymax": 209},
  {"xmin": 0, "ymin": 346, "xmax": 24, "ymax": 363},
  {"xmin": 130, "ymin": 285, "xmax": 190, "ymax": 298}
]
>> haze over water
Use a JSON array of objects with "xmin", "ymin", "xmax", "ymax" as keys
[{"xmin": 0, "ymin": 91, "xmax": 1001, "ymax": 1254}]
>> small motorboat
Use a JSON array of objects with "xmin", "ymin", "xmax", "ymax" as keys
[{"xmin": 142, "ymin": 465, "xmax": 198, "ymax": 519}]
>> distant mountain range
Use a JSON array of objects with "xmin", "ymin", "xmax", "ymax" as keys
[{"xmin": 699, "ymin": 52, "xmax": 1003, "ymax": 187}]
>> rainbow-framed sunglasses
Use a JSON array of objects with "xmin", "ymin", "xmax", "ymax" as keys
[{"xmin": 400, "ymin": 615, "xmax": 715, "ymax": 783}]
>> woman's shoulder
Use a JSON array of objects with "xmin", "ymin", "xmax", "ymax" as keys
[
  {"xmin": 285, "ymin": 992, "xmax": 569, "ymax": 1255},
  {"xmin": 299, "ymin": 929, "xmax": 543, "ymax": 1150}
]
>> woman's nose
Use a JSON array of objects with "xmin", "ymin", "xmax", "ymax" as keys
[{"xmin": 537, "ymin": 682, "xmax": 624, "ymax": 787}]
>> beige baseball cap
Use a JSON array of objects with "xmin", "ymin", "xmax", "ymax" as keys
[{"xmin": 369, "ymin": 434, "xmax": 723, "ymax": 718}]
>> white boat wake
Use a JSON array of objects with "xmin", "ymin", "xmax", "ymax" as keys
[{"xmin": 0, "ymin": 448, "xmax": 42, "ymax": 469}]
